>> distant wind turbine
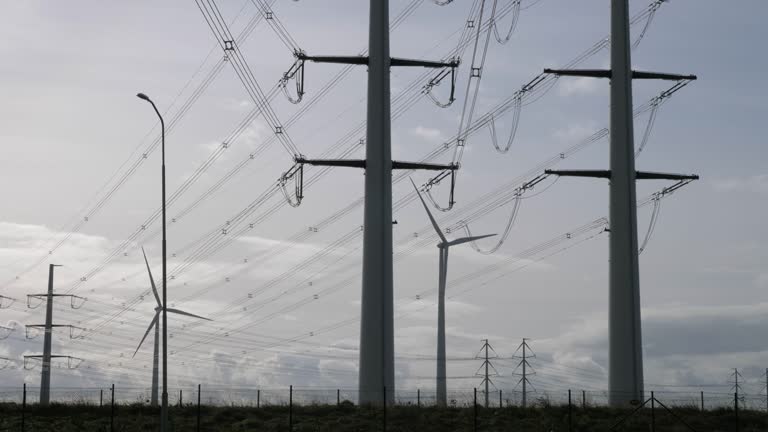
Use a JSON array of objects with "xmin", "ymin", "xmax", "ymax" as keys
[
  {"xmin": 410, "ymin": 179, "xmax": 496, "ymax": 407},
  {"xmin": 133, "ymin": 247, "xmax": 211, "ymax": 407}
]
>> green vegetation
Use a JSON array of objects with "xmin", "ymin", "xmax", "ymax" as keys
[{"xmin": 0, "ymin": 401, "xmax": 766, "ymax": 431}]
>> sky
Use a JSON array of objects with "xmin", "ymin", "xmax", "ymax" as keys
[{"xmin": 1, "ymin": 0, "xmax": 767, "ymax": 406}]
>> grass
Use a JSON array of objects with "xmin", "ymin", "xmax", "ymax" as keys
[{"xmin": 0, "ymin": 401, "xmax": 766, "ymax": 431}]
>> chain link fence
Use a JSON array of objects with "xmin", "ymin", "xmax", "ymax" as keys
[{"xmin": 1, "ymin": 385, "xmax": 767, "ymax": 431}]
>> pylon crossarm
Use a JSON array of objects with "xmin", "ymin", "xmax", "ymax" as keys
[
  {"xmin": 545, "ymin": 169, "xmax": 611, "ymax": 179},
  {"xmin": 392, "ymin": 161, "xmax": 457, "ymax": 171},
  {"xmin": 391, "ymin": 57, "xmax": 459, "ymax": 69},
  {"xmin": 298, "ymin": 53, "xmax": 460, "ymax": 69},
  {"xmin": 295, "ymin": 157, "xmax": 366, "ymax": 169},
  {"xmin": 635, "ymin": 171, "xmax": 699, "ymax": 181},
  {"xmin": 632, "ymin": 71, "xmax": 697, "ymax": 81},
  {"xmin": 296, "ymin": 53, "xmax": 368, "ymax": 65},
  {"xmin": 544, "ymin": 68, "xmax": 611, "ymax": 79},
  {"xmin": 295, "ymin": 159, "xmax": 457, "ymax": 171},
  {"xmin": 544, "ymin": 68, "xmax": 697, "ymax": 81},
  {"xmin": 545, "ymin": 169, "xmax": 700, "ymax": 182}
]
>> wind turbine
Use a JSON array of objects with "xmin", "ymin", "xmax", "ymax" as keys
[
  {"xmin": 410, "ymin": 179, "xmax": 496, "ymax": 407},
  {"xmin": 133, "ymin": 247, "xmax": 211, "ymax": 406}
]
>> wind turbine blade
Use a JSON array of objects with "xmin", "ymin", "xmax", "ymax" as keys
[
  {"xmin": 409, "ymin": 178, "xmax": 447, "ymax": 243},
  {"xmin": 166, "ymin": 308, "xmax": 212, "ymax": 321},
  {"xmin": 446, "ymin": 234, "xmax": 497, "ymax": 247},
  {"xmin": 133, "ymin": 312, "xmax": 159, "ymax": 358},
  {"xmin": 141, "ymin": 247, "xmax": 162, "ymax": 307}
]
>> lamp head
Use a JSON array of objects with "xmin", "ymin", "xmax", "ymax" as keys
[{"xmin": 136, "ymin": 93, "xmax": 150, "ymax": 101}]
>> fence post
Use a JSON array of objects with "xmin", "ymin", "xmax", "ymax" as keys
[
  {"xmin": 383, "ymin": 386, "xmax": 387, "ymax": 432},
  {"xmin": 499, "ymin": 389, "xmax": 502, "ymax": 408},
  {"xmin": 100, "ymin": 389, "xmax": 103, "ymax": 407},
  {"xmin": 734, "ymin": 392, "xmax": 739, "ymax": 432},
  {"xmin": 337, "ymin": 389, "xmax": 340, "ymax": 407},
  {"xmin": 197, "ymin": 384, "xmax": 201, "ymax": 432},
  {"xmin": 22, "ymin": 383, "xmax": 26, "ymax": 432},
  {"xmin": 417, "ymin": 388, "xmax": 420, "ymax": 408},
  {"xmin": 568, "ymin": 389, "xmax": 572, "ymax": 432},
  {"xmin": 473, "ymin": 388, "xmax": 478, "ymax": 432},
  {"xmin": 289, "ymin": 385, "xmax": 293, "ymax": 432},
  {"xmin": 650, "ymin": 391, "xmax": 656, "ymax": 432},
  {"xmin": 110, "ymin": 383, "xmax": 115, "ymax": 432},
  {"xmin": 582, "ymin": 390, "xmax": 586, "ymax": 409},
  {"xmin": 257, "ymin": 389, "xmax": 260, "ymax": 408},
  {"xmin": 700, "ymin": 391, "xmax": 704, "ymax": 412}
]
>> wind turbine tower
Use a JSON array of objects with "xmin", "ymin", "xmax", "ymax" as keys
[
  {"xmin": 133, "ymin": 247, "xmax": 211, "ymax": 406},
  {"xmin": 412, "ymin": 179, "xmax": 495, "ymax": 407}
]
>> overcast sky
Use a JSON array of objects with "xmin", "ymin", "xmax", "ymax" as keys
[{"xmin": 1, "ymin": 0, "xmax": 766, "ymax": 405}]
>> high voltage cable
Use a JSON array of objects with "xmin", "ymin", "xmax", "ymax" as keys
[
  {"xmin": 427, "ymin": 0, "xmax": 671, "ymax": 210},
  {"xmin": 57, "ymin": 0, "xmax": 437, "ymax": 303},
  {"xmin": 31, "ymin": 0, "xmax": 465, "ymax": 341},
  {"xmin": 57, "ymin": 77, "xmax": 684, "ymax": 372},
  {"xmin": 0, "ymin": 1, "xmax": 274, "ymax": 292},
  {"xmin": 69, "ymin": 83, "xmax": 686, "ymax": 354},
  {"xmin": 73, "ymin": 0, "xmax": 520, "ymax": 310},
  {"xmin": 21, "ymin": 0, "xmax": 676, "ymax": 372}
]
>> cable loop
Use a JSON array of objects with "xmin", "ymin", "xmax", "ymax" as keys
[
  {"xmin": 492, "ymin": 0, "xmax": 521, "ymax": 44},
  {"xmin": 281, "ymin": 52, "xmax": 305, "ymax": 104},
  {"xmin": 424, "ymin": 169, "xmax": 457, "ymax": 212},
  {"xmin": 424, "ymin": 60, "xmax": 459, "ymax": 108},
  {"xmin": 279, "ymin": 160, "xmax": 304, "ymax": 207}
]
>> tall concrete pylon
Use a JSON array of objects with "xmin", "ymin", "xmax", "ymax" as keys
[
  {"xmin": 542, "ymin": 0, "xmax": 698, "ymax": 405},
  {"xmin": 279, "ymin": 0, "xmax": 459, "ymax": 405},
  {"xmin": 358, "ymin": 0, "xmax": 395, "ymax": 406}
]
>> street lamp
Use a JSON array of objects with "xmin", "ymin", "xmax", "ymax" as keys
[{"xmin": 136, "ymin": 92, "xmax": 169, "ymax": 432}]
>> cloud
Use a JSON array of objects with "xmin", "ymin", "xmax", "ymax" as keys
[
  {"xmin": 711, "ymin": 174, "xmax": 768, "ymax": 194},
  {"xmin": 558, "ymin": 77, "xmax": 599, "ymax": 96},
  {"xmin": 532, "ymin": 302, "xmax": 768, "ymax": 389},
  {"xmin": 552, "ymin": 122, "xmax": 600, "ymax": 142},
  {"xmin": 411, "ymin": 126, "xmax": 444, "ymax": 142}
]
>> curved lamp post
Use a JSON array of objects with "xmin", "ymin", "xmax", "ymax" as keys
[{"xmin": 136, "ymin": 92, "xmax": 169, "ymax": 432}]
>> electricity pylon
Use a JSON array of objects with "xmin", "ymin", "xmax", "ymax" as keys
[
  {"xmin": 474, "ymin": 339, "xmax": 499, "ymax": 408},
  {"xmin": 24, "ymin": 264, "xmax": 86, "ymax": 406},
  {"xmin": 512, "ymin": 338, "xmax": 535, "ymax": 408},
  {"xmin": 279, "ymin": 0, "xmax": 459, "ymax": 405},
  {"xmin": 412, "ymin": 179, "xmax": 495, "ymax": 406},
  {"xmin": 133, "ymin": 247, "xmax": 211, "ymax": 407},
  {"xmin": 542, "ymin": 0, "xmax": 698, "ymax": 406},
  {"xmin": 730, "ymin": 368, "xmax": 744, "ymax": 402},
  {"xmin": 762, "ymin": 368, "xmax": 767, "ymax": 413}
]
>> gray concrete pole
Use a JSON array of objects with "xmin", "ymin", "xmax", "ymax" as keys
[
  {"xmin": 608, "ymin": 0, "xmax": 644, "ymax": 406},
  {"xmin": 40, "ymin": 264, "xmax": 56, "ymax": 406},
  {"xmin": 358, "ymin": 0, "xmax": 395, "ymax": 405},
  {"xmin": 436, "ymin": 247, "xmax": 447, "ymax": 407},
  {"xmin": 152, "ymin": 322, "xmax": 160, "ymax": 407}
]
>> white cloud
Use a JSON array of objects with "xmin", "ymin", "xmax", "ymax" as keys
[
  {"xmin": 411, "ymin": 125, "xmax": 444, "ymax": 142},
  {"xmin": 711, "ymin": 174, "xmax": 768, "ymax": 194},
  {"xmin": 558, "ymin": 77, "xmax": 599, "ymax": 96}
]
